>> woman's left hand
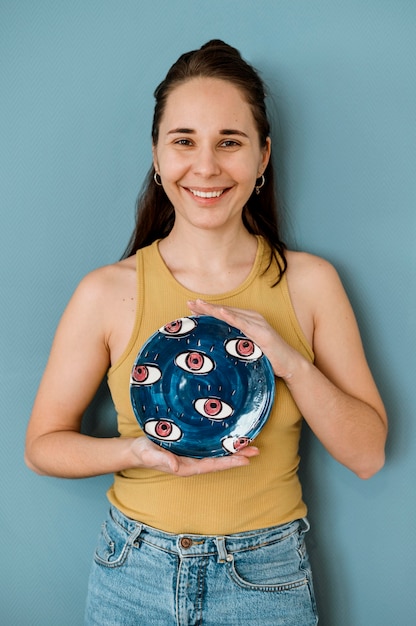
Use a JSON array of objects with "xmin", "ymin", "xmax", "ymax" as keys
[
  {"xmin": 188, "ymin": 296, "xmax": 387, "ymax": 480},
  {"xmin": 187, "ymin": 299, "xmax": 300, "ymax": 380}
]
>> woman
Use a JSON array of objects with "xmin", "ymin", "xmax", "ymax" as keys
[{"xmin": 25, "ymin": 40, "xmax": 387, "ymax": 625}]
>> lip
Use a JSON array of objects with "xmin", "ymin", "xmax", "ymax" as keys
[
  {"xmin": 184, "ymin": 186, "xmax": 231, "ymax": 202},
  {"xmin": 190, "ymin": 189, "xmax": 224, "ymax": 199}
]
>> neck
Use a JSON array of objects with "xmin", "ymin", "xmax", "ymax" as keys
[
  {"xmin": 158, "ymin": 225, "xmax": 259, "ymax": 294},
  {"xmin": 161, "ymin": 223, "xmax": 256, "ymax": 266}
]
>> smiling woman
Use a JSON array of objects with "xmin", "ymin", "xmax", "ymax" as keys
[
  {"xmin": 25, "ymin": 39, "xmax": 387, "ymax": 626},
  {"xmin": 151, "ymin": 77, "xmax": 270, "ymax": 236},
  {"xmin": 123, "ymin": 40, "xmax": 285, "ymax": 280}
]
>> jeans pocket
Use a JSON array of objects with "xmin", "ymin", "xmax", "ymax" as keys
[
  {"xmin": 93, "ymin": 516, "xmax": 135, "ymax": 569},
  {"xmin": 227, "ymin": 529, "xmax": 309, "ymax": 591}
]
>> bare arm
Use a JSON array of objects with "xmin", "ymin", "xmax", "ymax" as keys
[
  {"xmin": 25, "ymin": 266, "xmax": 258, "ymax": 479},
  {"xmin": 188, "ymin": 256, "xmax": 387, "ymax": 479}
]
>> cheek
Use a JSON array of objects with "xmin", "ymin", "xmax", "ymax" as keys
[
  {"xmin": 238, "ymin": 163, "xmax": 259, "ymax": 187},
  {"xmin": 236, "ymin": 152, "xmax": 264, "ymax": 177},
  {"xmin": 157, "ymin": 153, "xmax": 189, "ymax": 182}
]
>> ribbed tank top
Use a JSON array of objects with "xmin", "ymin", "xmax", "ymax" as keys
[{"xmin": 106, "ymin": 237, "xmax": 313, "ymax": 534}]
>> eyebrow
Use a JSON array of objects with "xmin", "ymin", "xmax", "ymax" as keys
[{"xmin": 167, "ymin": 128, "xmax": 249, "ymax": 138}]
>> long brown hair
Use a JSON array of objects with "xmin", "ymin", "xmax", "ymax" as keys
[{"xmin": 123, "ymin": 40, "xmax": 287, "ymax": 282}]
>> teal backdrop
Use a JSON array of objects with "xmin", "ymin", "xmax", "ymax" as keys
[{"xmin": 1, "ymin": 1, "xmax": 415, "ymax": 624}]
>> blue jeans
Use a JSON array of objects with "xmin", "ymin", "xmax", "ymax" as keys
[{"xmin": 85, "ymin": 505, "xmax": 318, "ymax": 625}]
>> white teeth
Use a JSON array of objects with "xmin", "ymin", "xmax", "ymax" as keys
[{"xmin": 189, "ymin": 189, "xmax": 224, "ymax": 198}]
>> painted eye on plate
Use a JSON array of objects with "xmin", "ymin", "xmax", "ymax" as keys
[
  {"xmin": 194, "ymin": 397, "xmax": 234, "ymax": 420},
  {"xmin": 222, "ymin": 435, "xmax": 251, "ymax": 453},
  {"xmin": 159, "ymin": 317, "xmax": 197, "ymax": 336},
  {"xmin": 131, "ymin": 364, "xmax": 162, "ymax": 385},
  {"xmin": 175, "ymin": 351, "xmax": 215, "ymax": 374},
  {"xmin": 143, "ymin": 419, "xmax": 182, "ymax": 441},
  {"xmin": 224, "ymin": 338, "xmax": 263, "ymax": 361}
]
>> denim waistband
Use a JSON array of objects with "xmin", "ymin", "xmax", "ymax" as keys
[{"xmin": 109, "ymin": 505, "xmax": 309, "ymax": 561}]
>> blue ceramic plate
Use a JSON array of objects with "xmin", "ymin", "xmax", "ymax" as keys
[{"xmin": 130, "ymin": 315, "xmax": 275, "ymax": 458}]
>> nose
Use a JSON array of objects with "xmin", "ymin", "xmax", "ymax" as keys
[{"xmin": 192, "ymin": 145, "xmax": 221, "ymax": 178}]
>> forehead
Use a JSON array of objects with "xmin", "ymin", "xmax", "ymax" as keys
[{"xmin": 161, "ymin": 77, "xmax": 256, "ymax": 129}]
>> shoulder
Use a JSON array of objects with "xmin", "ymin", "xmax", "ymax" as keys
[
  {"xmin": 284, "ymin": 250, "xmax": 349, "ymax": 343},
  {"xmin": 286, "ymin": 249, "xmax": 337, "ymax": 277},
  {"xmin": 59, "ymin": 256, "xmax": 137, "ymax": 340},
  {"xmin": 285, "ymin": 250, "xmax": 343, "ymax": 301},
  {"xmin": 72, "ymin": 255, "xmax": 136, "ymax": 304}
]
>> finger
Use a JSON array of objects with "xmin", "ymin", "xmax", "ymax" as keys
[
  {"xmin": 188, "ymin": 299, "xmax": 233, "ymax": 314},
  {"xmin": 188, "ymin": 300, "xmax": 247, "ymax": 326},
  {"xmin": 188, "ymin": 300, "xmax": 261, "ymax": 325},
  {"xmin": 140, "ymin": 440, "xmax": 180, "ymax": 473},
  {"xmin": 192, "ymin": 454, "xmax": 251, "ymax": 473},
  {"xmin": 235, "ymin": 446, "xmax": 259, "ymax": 457},
  {"xmin": 182, "ymin": 447, "xmax": 259, "ymax": 474}
]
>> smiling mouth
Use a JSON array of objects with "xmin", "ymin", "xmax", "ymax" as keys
[{"xmin": 188, "ymin": 188, "xmax": 227, "ymax": 199}]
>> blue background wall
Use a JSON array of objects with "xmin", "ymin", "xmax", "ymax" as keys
[{"xmin": 1, "ymin": 1, "xmax": 415, "ymax": 624}]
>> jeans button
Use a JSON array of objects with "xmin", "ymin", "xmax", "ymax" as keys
[{"xmin": 180, "ymin": 537, "xmax": 193, "ymax": 549}]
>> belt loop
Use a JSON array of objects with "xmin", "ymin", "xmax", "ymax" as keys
[
  {"xmin": 299, "ymin": 517, "xmax": 310, "ymax": 534},
  {"xmin": 129, "ymin": 522, "xmax": 143, "ymax": 545},
  {"xmin": 215, "ymin": 536, "xmax": 233, "ymax": 563}
]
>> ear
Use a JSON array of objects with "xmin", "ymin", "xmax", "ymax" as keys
[
  {"xmin": 152, "ymin": 144, "xmax": 159, "ymax": 172},
  {"xmin": 259, "ymin": 137, "xmax": 271, "ymax": 175}
]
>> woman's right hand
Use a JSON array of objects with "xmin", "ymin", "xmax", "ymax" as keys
[
  {"xmin": 130, "ymin": 436, "xmax": 259, "ymax": 477},
  {"xmin": 25, "ymin": 428, "xmax": 259, "ymax": 479},
  {"xmin": 26, "ymin": 264, "xmax": 261, "ymax": 479}
]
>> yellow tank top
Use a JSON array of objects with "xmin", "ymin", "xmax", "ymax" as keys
[{"xmin": 106, "ymin": 237, "xmax": 313, "ymax": 534}]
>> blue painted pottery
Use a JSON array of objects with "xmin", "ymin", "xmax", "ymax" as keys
[{"xmin": 130, "ymin": 315, "xmax": 275, "ymax": 458}]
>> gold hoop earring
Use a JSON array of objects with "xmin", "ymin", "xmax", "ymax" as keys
[
  {"xmin": 255, "ymin": 174, "xmax": 265, "ymax": 195},
  {"xmin": 154, "ymin": 171, "xmax": 163, "ymax": 186}
]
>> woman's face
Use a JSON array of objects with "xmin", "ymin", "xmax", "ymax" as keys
[{"xmin": 152, "ymin": 77, "xmax": 271, "ymax": 233}]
